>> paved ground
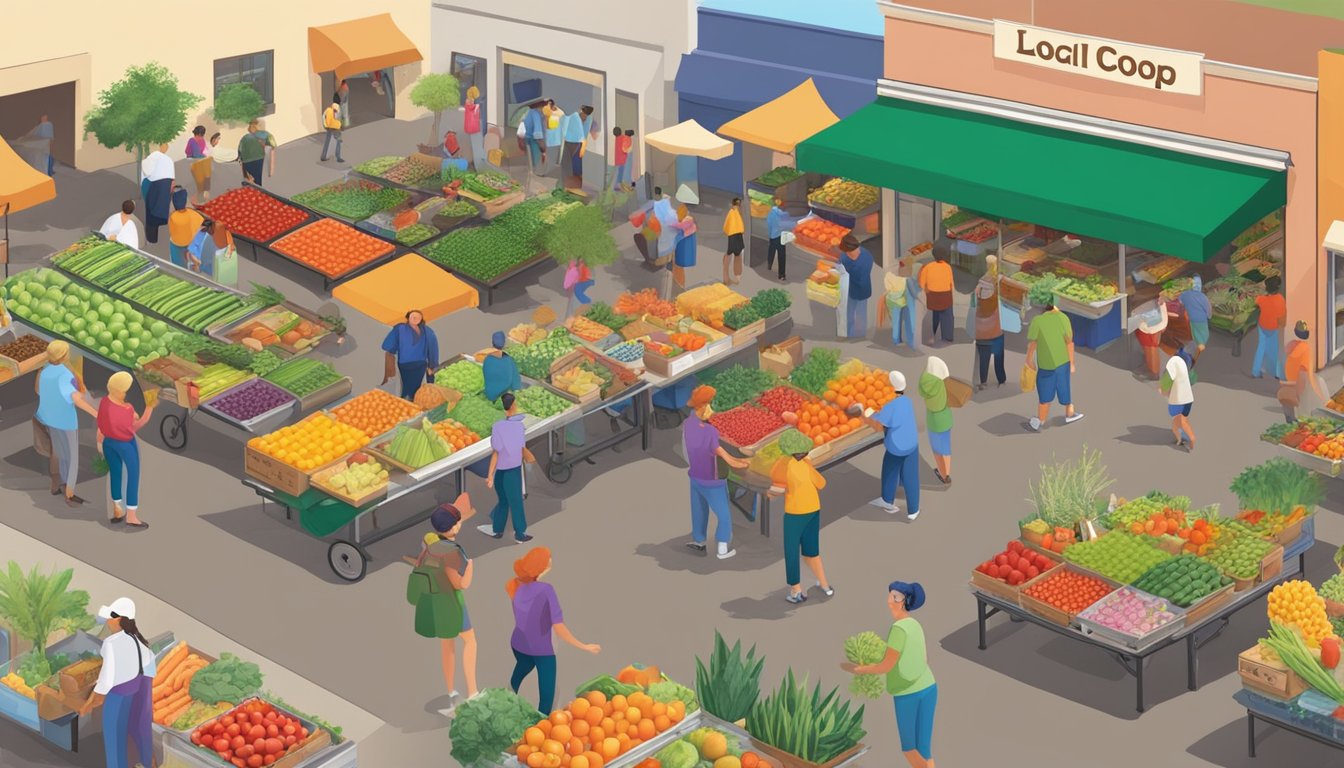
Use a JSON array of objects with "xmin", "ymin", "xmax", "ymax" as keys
[{"xmin": 2, "ymin": 115, "xmax": 1343, "ymax": 767}]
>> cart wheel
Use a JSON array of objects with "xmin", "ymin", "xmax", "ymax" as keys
[
  {"xmin": 328, "ymin": 540, "xmax": 367, "ymax": 582},
  {"xmin": 546, "ymin": 460, "xmax": 573, "ymax": 484},
  {"xmin": 159, "ymin": 413, "xmax": 188, "ymax": 450}
]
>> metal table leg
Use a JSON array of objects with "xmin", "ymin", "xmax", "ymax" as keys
[
  {"xmin": 1248, "ymin": 711, "xmax": 1256, "ymax": 757},
  {"xmin": 760, "ymin": 495, "xmax": 771, "ymax": 537},
  {"xmin": 640, "ymin": 389, "xmax": 652, "ymax": 451},
  {"xmin": 977, "ymin": 597, "xmax": 988, "ymax": 650},
  {"xmin": 1136, "ymin": 657, "xmax": 1145, "ymax": 713},
  {"xmin": 1187, "ymin": 633, "xmax": 1198, "ymax": 691}
]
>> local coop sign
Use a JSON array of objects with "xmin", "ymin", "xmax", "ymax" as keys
[{"xmin": 993, "ymin": 21, "xmax": 1204, "ymax": 96}]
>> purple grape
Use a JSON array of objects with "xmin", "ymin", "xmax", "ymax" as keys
[{"xmin": 208, "ymin": 379, "xmax": 295, "ymax": 421}]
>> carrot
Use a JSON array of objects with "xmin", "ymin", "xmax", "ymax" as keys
[
  {"xmin": 160, "ymin": 698, "xmax": 193, "ymax": 725},
  {"xmin": 173, "ymin": 659, "xmax": 208, "ymax": 692},
  {"xmin": 166, "ymin": 656, "xmax": 204, "ymax": 692},
  {"xmin": 155, "ymin": 642, "xmax": 188, "ymax": 685},
  {"xmin": 156, "ymin": 693, "xmax": 190, "ymax": 721}
]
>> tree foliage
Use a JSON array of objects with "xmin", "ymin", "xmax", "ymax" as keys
[
  {"xmin": 543, "ymin": 204, "xmax": 620, "ymax": 267},
  {"xmin": 409, "ymin": 72, "xmax": 461, "ymax": 142},
  {"xmin": 0, "ymin": 561, "xmax": 95, "ymax": 656},
  {"xmin": 213, "ymin": 83, "xmax": 265, "ymax": 126},
  {"xmin": 84, "ymin": 62, "xmax": 202, "ymax": 167}
]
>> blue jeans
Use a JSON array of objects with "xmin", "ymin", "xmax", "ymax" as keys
[
  {"xmin": 102, "ymin": 675, "xmax": 153, "ymax": 768},
  {"xmin": 397, "ymin": 361, "xmax": 427, "ymax": 400},
  {"xmin": 511, "ymin": 648, "xmax": 557, "ymax": 715},
  {"xmin": 891, "ymin": 304, "xmax": 920, "ymax": 350},
  {"xmin": 893, "ymin": 684, "xmax": 938, "ymax": 760},
  {"xmin": 782, "ymin": 511, "xmax": 820, "ymax": 586},
  {"xmin": 490, "ymin": 466, "xmax": 527, "ymax": 538},
  {"xmin": 846, "ymin": 297, "xmax": 869, "ymax": 338},
  {"xmin": 103, "ymin": 438, "xmax": 140, "ymax": 509},
  {"xmin": 612, "ymin": 162, "xmax": 629, "ymax": 189},
  {"xmin": 881, "ymin": 450, "xmax": 919, "ymax": 513},
  {"xmin": 242, "ymin": 159, "xmax": 264, "ymax": 186},
  {"xmin": 321, "ymin": 129, "xmax": 343, "ymax": 160},
  {"xmin": 46, "ymin": 154, "xmax": 54, "ymax": 176},
  {"xmin": 1253, "ymin": 327, "xmax": 1284, "ymax": 378},
  {"xmin": 930, "ymin": 307, "xmax": 954, "ymax": 342},
  {"xmin": 977, "ymin": 335, "xmax": 1006, "ymax": 385},
  {"xmin": 690, "ymin": 479, "xmax": 732, "ymax": 544}
]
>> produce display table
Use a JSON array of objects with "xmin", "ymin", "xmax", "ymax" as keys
[
  {"xmin": 427, "ymin": 249, "xmax": 553, "ymax": 308},
  {"xmin": 202, "ymin": 183, "xmax": 315, "ymax": 261},
  {"xmin": 972, "ymin": 530, "xmax": 1311, "ymax": 713},
  {"xmin": 332, "ymin": 254, "xmax": 479, "ymax": 324},
  {"xmin": 1210, "ymin": 311, "xmax": 1260, "ymax": 358},
  {"xmin": 1236, "ymin": 688, "xmax": 1344, "ymax": 758},
  {"xmin": 540, "ymin": 380, "xmax": 652, "ymax": 485}
]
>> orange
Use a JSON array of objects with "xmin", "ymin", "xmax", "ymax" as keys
[
  {"xmin": 601, "ymin": 738, "xmax": 620, "ymax": 760},
  {"xmin": 542, "ymin": 739, "xmax": 564, "ymax": 756},
  {"xmin": 527, "ymin": 752, "xmax": 546, "ymax": 768},
  {"xmin": 610, "ymin": 695, "xmax": 627, "ymax": 712},
  {"xmin": 572, "ymin": 757, "xmax": 590, "ymax": 768},
  {"xmin": 589, "ymin": 727, "xmax": 605, "ymax": 744},
  {"xmin": 571, "ymin": 720, "xmax": 590, "ymax": 738},
  {"xmin": 567, "ymin": 738, "xmax": 584, "ymax": 756},
  {"xmin": 616, "ymin": 734, "xmax": 631, "ymax": 752},
  {"xmin": 551, "ymin": 725, "xmax": 572, "ymax": 744},
  {"xmin": 525, "ymin": 727, "xmax": 546, "ymax": 747},
  {"xmin": 636, "ymin": 719, "xmax": 655, "ymax": 740},
  {"xmin": 624, "ymin": 707, "xmax": 641, "ymax": 723},
  {"xmin": 519, "ymin": 746, "xmax": 534, "ymax": 760},
  {"xmin": 570, "ymin": 698, "xmax": 590, "ymax": 718},
  {"xmin": 584, "ymin": 707, "xmax": 603, "ymax": 726},
  {"xmin": 537, "ymin": 720, "xmax": 553, "ymax": 736},
  {"xmin": 650, "ymin": 703, "xmax": 667, "ymax": 718},
  {"xmin": 583, "ymin": 752, "xmax": 604, "ymax": 768},
  {"xmin": 653, "ymin": 714, "xmax": 670, "ymax": 731},
  {"xmin": 550, "ymin": 712, "xmax": 570, "ymax": 726},
  {"xmin": 601, "ymin": 717, "xmax": 615, "ymax": 733}
]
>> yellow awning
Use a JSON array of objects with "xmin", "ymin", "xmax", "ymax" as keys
[
  {"xmin": 645, "ymin": 120, "xmax": 734, "ymax": 160},
  {"xmin": 717, "ymin": 78, "xmax": 840, "ymax": 154},
  {"xmin": 309, "ymin": 14, "xmax": 422, "ymax": 81},
  {"xmin": 0, "ymin": 135, "xmax": 56, "ymax": 214}
]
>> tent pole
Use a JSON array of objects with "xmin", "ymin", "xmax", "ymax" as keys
[{"xmin": 2, "ymin": 202, "xmax": 8, "ymax": 280}]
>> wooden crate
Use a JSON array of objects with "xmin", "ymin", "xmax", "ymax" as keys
[
  {"xmin": 1228, "ymin": 544, "xmax": 1285, "ymax": 592},
  {"xmin": 244, "ymin": 444, "xmax": 341, "ymax": 496},
  {"xmin": 1018, "ymin": 564, "xmax": 1119, "ymax": 627},
  {"xmin": 1238, "ymin": 644, "xmax": 1309, "ymax": 700},
  {"xmin": 729, "ymin": 318, "xmax": 766, "ymax": 347},
  {"xmin": 1182, "ymin": 583, "xmax": 1235, "ymax": 626},
  {"xmin": 311, "ymin": 460, "xmax": 389, "ymax": 508},
  {"xmin": 643, "ymin": 347, "xmax": 696, "ymax": 378},
  {"xmin": 1271, "ymin": 517, "xmax": 1306, "ymax": 547},
  {"xmin": 970, "ymin": 549, "xmax": 1065, "ymax": 605},
  {"xmin": 753, "ymin": 739, "xmax": 865, "ymax": 768}
]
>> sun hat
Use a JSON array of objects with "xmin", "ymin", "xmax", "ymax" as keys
[
  {"xmin": 97, "ymin": 596, "xmax": 136, "ymax": 622},
  {"xmin": 46, "ymin": 340, "xmax": 70, "ymax": 363}
]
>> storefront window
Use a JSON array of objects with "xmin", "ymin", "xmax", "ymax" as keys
[
  {"xmin": 897, "ymin": 194, "xmax": 935, "ymax": 268},
  {"xmin": 1329, "ymin": 246, "xmax": 1344, "ymax": 360},
  {"xmin": 214, "ymin": 51, "xmax": 274, "ymax": 116}
]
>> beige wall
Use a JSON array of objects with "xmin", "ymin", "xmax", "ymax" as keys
[
  {"xmin": 0, "ymin": 0, "xmax": 431, "ymax": 172},
  {"xmin": 884, "ymin": 16, "xmax": 1322, "ymax": 360}
]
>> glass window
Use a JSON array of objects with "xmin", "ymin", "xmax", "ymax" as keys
[
  {"xmin": 214, "ymin": 51, "xmax": 275, "ymax": 115},
  {"xmin": 897, "ymin": 194, "xmax": 935, "ymax": 269}
]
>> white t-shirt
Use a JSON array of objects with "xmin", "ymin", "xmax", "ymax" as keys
[
  {"xmin": 99, "ymin": 213, "xmax": 141, "ymax": 250},
  {"xmin": 1166, "ymin": 356, "xmax": 1194, "ymax": 405},
  {"xmin": 93, "ymin": 632, "xmax": 157, "ymax": 695},
  {"xmin": 141, "ymin": 151, "xmax": 174, "ymax": 182}
]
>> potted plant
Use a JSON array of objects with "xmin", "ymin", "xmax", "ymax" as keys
[
  {"xmin": 695, "ymin": 631, "xmax": 765, "ymax": 726},
  {"xmin": 0, "ymin": 562, "xmax": 95, "ymax": 686}
]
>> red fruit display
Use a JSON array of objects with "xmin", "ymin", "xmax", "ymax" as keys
[
  {"xmin": 755, "ymin": 386, "xmax": 807, "ymax": 417},
  {"xmin": 189, "ymin": 699, "xmax": 312, "ymax": 767},
  {"xmin": 975, "ymin": 540, "xmax": 1058, "ymax": 586},
  {"xmin": 269, "ymin": 219, "xmax": 395, "ymax": 278},
  {"xmin": 710, "ymin": 404, "xmax": 785, "ymax": 447},
  {"xmin": 199, "ymin": 188, "xmax": 309, "ymax": 243}
]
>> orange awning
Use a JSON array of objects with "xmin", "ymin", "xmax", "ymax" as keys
[
  {"xmin": 717, "ymin": 79, "xmax": 840, "ymax": 154},
  {"xmin": 0, "ymin": 135, "xmax": 56, "ymax": 214},
  {"xmin": 333, "ymin": 255, "xmax": 479, "ymax": 325},
  {"xmin": 309, "ymin": 14, "xmax": 422, "ymax": 81}
]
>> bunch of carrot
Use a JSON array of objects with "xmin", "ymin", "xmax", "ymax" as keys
[{"xmin": 153, "ymin": 642, "xmax": 210, "ymax": 725}]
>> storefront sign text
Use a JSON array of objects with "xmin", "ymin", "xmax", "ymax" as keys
[{"xmin": 993, "ymin": 21, "xmax": 1203, "ymax": 96}]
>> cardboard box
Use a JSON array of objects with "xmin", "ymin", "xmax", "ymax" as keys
[
  {"xmin": 1238, "ymin": 645, "xmax": 1309, "ymax": 700},
  {"xmin": 758, "ymin": 336, "xmax": 803, "ymax": 378}
]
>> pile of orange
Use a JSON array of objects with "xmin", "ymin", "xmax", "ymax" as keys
[
  {"xmin": 822, "ymin": 370, "xmax": 897, "ymax": 412},
  {"xmin": 432, "ymin": 419, "xmax": 481, "ymax": 450},
  {"xmin": 794, "ymin": 218, "xmax": 849, "ymax": 254},
  {"xmin": 270, "ymin": 219, "xmax": 394, "ymax": 278},
  {"xmin": 516, "ymin": 690, "xmax": 687, "ymax": 768},
  {"xmin": 248, "ymin": 413, "xmax": 369, "ymax": 470},
  {"xmin": 330, "ymin": 389, "xmax": 422, "ymax": 438},
  {"xmin": 793, "ymin": 401, "xmax": 863, "ymax": 446},
  {"xmin": 1175, "ymin": 517, "xmax": 1222, "ymax": 556}
]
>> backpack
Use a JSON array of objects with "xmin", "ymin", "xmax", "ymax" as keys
[{"xmin": 405, "ymin": 540, "xmax": 462, "ymax": 604}]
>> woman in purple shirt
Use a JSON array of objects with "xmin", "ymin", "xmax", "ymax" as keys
[
  {"xmin": 682, "ymin": 385, "xmax": 749, "ymax": 560},
  {"xmin": 507, "ymin": 547, "xmax": 600, "ymax": 714}
]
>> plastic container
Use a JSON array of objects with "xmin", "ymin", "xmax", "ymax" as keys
[{"xmin": 1076, "ymin": 587, "xmax": 1186, "ymax": 650}]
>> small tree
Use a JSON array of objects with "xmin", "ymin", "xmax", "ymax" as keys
[
  {"xmin": 84, "ymin": 62, "xmax": 202, "ymax": 169},
  {"xmin": 213, "ymin": 83, "xmax": 265, "ymax": 126},
  {"xmin": 409, "ymin": 72, "xmax": 461, "ymax": 144},
  {"xmin": 543, "ymin": 204, "xmax": 620, "ymax": 267},
  {"xmin": 0, "ymin": 562, "xmax": 95, "ymax": 679}
]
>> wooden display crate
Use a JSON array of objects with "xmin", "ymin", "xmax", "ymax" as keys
[
  {"xmin": 754, "ymin": 739, "xmax": 864, "ymax": 768},
  {"xmin": 1238, "ymin": 644, "xmax": 1309, "ymax": 700},
  {"xmin": 243, "ymin": 443, "xmax": 342, "ymax": 496},
  {"xmin": 970, "ymin": 549, "xmax": 1064, "ymax": 605},
  {"xmin": 310, "ymin": 460, "xmax": 389, "ymax": 508},
  {"xmin": 643, "ymin": 345, "xmax": 696, "ymax": 378},
  {"xmin": 1017, "ymin": 564, "xmax": 1120, "ymax": 627},
  {"xmin": 1182, "ymin": 582, "xmax": 1235, "ymax": 626},
  {"xmin": 1226, "ymin": 544, "xmax": 1285, "ymax": 592},
  {"xmin": 729, "ymin": 318, "xmax": 766, "ymax": 347}
]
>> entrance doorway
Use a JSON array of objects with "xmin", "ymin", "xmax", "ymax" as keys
[
  {"xmin": 0, "ymin": 82, "xmax": 75, "ymax": 172},
  {"xmin": 324, "ymin": 71, "xmax": 395, "ymax": 127},
  {"xmin": 614, "ymin": 89, "xmax": 638, "ymax": 187}
]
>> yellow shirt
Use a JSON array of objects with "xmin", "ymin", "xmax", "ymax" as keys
[
  {"xmin": 919, "ymin": 261, "xmax": 954, "ymax": 293},
  {"xmin": 771, "ymin": 457, "xmax": 826, "ymax": 514},
  {"xmin": 723, "ymin": 208, "xmax": 744, "ymax": 236},
  {"xmin": 168, "ymin": 209, "xmax": 205, "ymax": 247}
]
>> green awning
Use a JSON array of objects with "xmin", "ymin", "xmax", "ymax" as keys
[{"xmin": 795, "ymin": 97, "xmax": 1287, "ymax": 261}]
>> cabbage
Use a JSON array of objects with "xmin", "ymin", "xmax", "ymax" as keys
[
  {"xmin": 150, "ymin": 321, "xmax": 168, "ymax": 338},
  {"xmin": 647, "ymin": 679, "xmax": 699, "ymax": 711},
  {"xmin": 844, "ymin": 631, "xmax": 888, "ymax": 699},
  {"xmin": 655, "ymin": 740, "xmax": 698, "ymax": 768},
  {"xmin": 37, "ymin": 300, "xmax": 57, "ymax": 316}
]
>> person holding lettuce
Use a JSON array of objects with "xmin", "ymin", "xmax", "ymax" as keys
[{"xmin": 770, "ymin": 429, "xmax": 834, "ymax": 604}]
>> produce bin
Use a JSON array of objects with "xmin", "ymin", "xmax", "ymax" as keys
[
  {"xmin": 729, "ymin": 318, "xmax": 766, "ymax": 348},
  {"xmin": 244, "ymin": 444, "xmax": 343, "ymax": 496},
  {"xmin": 200, "ymin": 378, "xmax": 298, "ymax": 431},
  {"xmin": 642, "ymin": 347, "xmax": 696, "ymax": 378},
  {"xmin": 290, "ymin": 376, "xmax": 354, "ymax": 413},
  {"xmin": 1181, "ymin": 582, "xmax": 1235, "ymax": 626},
  {"xmin": 1075, "ymin": 587, "xmax": 1187, "ymax": 650},
  {"xmin": 0, "ymin": 656, "xmax": 39, "ymax": 729},
  {"xmin": 1277, "ymin": 443, "xmax": 1342, "ymax": 477},
  {"xmin": 1238, "ymin": 644, "xmax": 1309, "ymax": 700},
  {"xmin": 969, "ymin": 549, "xmax": 1063, "ymax": 606},
  {"xmin": 163, "ymin": 696, "xmax": 351, "ymax": 768},
  {"xmin": 1017, "ymin": 564, "xmax": 1119, "ymax": 627},
  {"xmin": 1226, "ymin": 544, "xmax": 1285, "ymax": 592},
  {"xmin": 208, "ymin": 303, "xmax": 335, "ymax": 357},
  {"xmin": 310, "ymin": 460, "xmax": 389, "ymax": 508}
]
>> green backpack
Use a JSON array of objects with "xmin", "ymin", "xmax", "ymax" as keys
[{"xmin": 407, "ymin": 542, "xmax": 466, "ymax": 639}]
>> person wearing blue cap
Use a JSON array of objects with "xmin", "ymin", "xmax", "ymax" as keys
[
  {"xmin": 482, "ymin": 331, "xmax": 522, "ymax": 402},
  {"xmin": 412, "ymin": 492, "xmax": 479, "ymax": 712},
  {"xmin": 841, "ymin": 581, "xmax": 937, "ymax": 768},
  {"xmin": 381, "ymin": 310, "xmax": 440, "ymax": 400}
]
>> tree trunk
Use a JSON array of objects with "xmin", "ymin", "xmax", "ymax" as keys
[{"xmin": 430, "ymin": 111, "xmax": 443, "ymax": 147}]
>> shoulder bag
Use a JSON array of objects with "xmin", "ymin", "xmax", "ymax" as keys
[{"xmin": 408, "ymin": 544, "xmax": 466, "ymax": 639}]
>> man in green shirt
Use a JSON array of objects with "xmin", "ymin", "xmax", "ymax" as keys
[
  {"xmin": 237, "ymin": 119, "xmax": 278, "ymax": 187},
  {"xmin": 1026, "ymin": 298, "xmax": 1083, "ymax": 432}
]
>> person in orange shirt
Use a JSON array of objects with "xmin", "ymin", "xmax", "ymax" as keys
[
  {"xmin": 165, "ymin": 187, "xmax": 203, "ymax": 268},
  {"xmin": 1280, "ymin": 320, "xmax": 1326, "ymax": 422},
  {"xmin": 722, "ymin": 197, "xmax": 745, "ymax": 285},
  {"xmin": 917, "ymin": 252, "xmax": 956, "ymax": 345},
  {"xmin": 1252, "ymin": 275, "xmax": 1286, "ymax": 380}
]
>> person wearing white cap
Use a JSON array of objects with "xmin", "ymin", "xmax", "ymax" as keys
[
  {"xmin": 865, "ymin": 371, "xmax": 921, "ymax": 521},
  {"xmin": 919, "ymin": 357, "xmax": 954, "ymax": 484},
  {"xmin": 81, "ymin": 597, "xmax": 157, "ymax": 768}
]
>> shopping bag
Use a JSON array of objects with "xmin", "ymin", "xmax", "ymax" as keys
[
  {"xmin": 31, "ymin": 418, "xmax": 52, "ymax": 459},
  {"xmin": 1020, "ymin": 364, "xmax": 1037, "ymax": 393},
  {"xmin": 781, "ymin": 231, "xmax": 795, "ymax": 246},
  {"xmin": 628, "ymin": 210, "xmax": 646, "ymax": 228},
  {"xmin": 945, "ymin": 377, "xmax": 973, "ymax": 408},
  {"xmin": 1000, "ymin": 302, "xmax": 1023, "ymax": 334}
]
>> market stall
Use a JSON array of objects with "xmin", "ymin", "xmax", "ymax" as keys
[
  {"xmin": 332, "ymin": 254, "xmax": 479, "ymax": 325},
  {"xmin": 196, "ymin": 184, "xmax": 315, "ymax": 263},
  {"xmin": 0, "ymin": 134, "xmax": 57, "ymax": 280},
  {"xmin": 642, "ymin": 120, "xmax": 735, "ymax": 204},
  {"xmin": 970, "ymin": 453, "xmax": 1317, "ymax": 712}
]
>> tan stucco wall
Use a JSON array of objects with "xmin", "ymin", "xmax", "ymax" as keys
[
  {"xmin": 0, "ymin": 1, "xmax": 431, "ymax": 172},
  {"xmin": 884, "ymin": 16, "xmax": 1323, "ymax": 361}
]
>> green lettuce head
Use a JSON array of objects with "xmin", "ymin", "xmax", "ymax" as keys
[{"xmin": 778, "ymin": 428, "xmax": 814, "ymax": 456}]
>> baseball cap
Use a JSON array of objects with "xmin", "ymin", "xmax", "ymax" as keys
[
  {"xmin": 889, "ymin": 371, "xmax": 906, "ymax": 391},
  {"xmin": 97, "ymin": 597, "xmax": 136, "ymax": 622}
]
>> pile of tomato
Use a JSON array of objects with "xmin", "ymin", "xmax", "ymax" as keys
[
  {"xmin": 755, "ymin": 386, "xmax": 806, "ymax": 417},
  {"xmin": 270, "ymin": 219, "xmax": 394, "ymax": 278},
  {"xmin": 199, "ymin": 188, "xmax": 309, "ymax": 243},
  {"xmin": 1020, "ymin": 567, "xmax": 1112, "ymax": 613},
  {"xmin": 710, "ymin": 404, "xmax": 784, "ymax": 447},
  {"xmin": 190, "ymin": 700, "xmax": 311, "ymax": 768}
]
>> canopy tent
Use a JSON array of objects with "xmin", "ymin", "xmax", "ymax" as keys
[
  {"xmin": 0, "ymin": 135, "xmax": 57, "ymax": 278},
  {"xmin": 308, "ymin": 14, "xmax": 422, "ymax": 81},
  {"xmin": 644, "ymin": 120, "xmax": 735, "ymax": 160},
  {"xmin": 797, "ymin": 97, "xmax": 1287, "ymax": 262},
  {"xmin": 717, "ymin": 78, "xmax": 840, "ymax": 154},
  {"xmin": 332, "ymin": 254, "xmax": 479, "ymax": 325}
]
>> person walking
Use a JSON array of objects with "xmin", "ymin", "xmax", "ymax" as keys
[
  {"xmin": 836, "ymin": 234, "xmax": 874, "ymax": 339},
  {"xmin": 140, "ymin": 143, "xmax": 174, "ymax": 245},
  {"xmin": 35, "ymin": 341, "xmax": 98, "ymax": 507},
  {"xmin": 973, "ymin": 255, "xmax": 1006, "ymax": 388},
  {"xmin": 765, "ymin": 198, "xmax": 802, "ymax": 282},
  {"xmin": 521, "ymin": 101, "xmax": 547, "ymax": 175},
  {"xmin": 1025, "ymin": 296, "xmax": 1084, "ymax": 432},
  {"xmin": 919, "ymin": 357, "xmax": 954, "ymax": 484},
  {"xmin": 917, "ymin": 252, "xmax": 955, "ymax": 346},
  {"xmin": 671, "ymin": 204, "xmax": 698, "ymax": 290},
  {"xmin": 97, "ymin": 372, "xmax": 153, "ymax": 529},
  {"xmin": 865, "ymin": 371, "xmax": 920, "ymax": 520},
  {"xmin": 80, "ymin": 597, "xmax": 157, "ymax": 768},
  {"xmin": 1135, "ymin": 302, "xmax": 1169, "ymax": 379},
  {"xmin": 1179, "ymin": 275, "xmax": 1212, "ymax": 359},
  {"xmin": 238, "ymin": 119, "xmax": 277, "ymax": 186},
  {"xmin": 561, "ymin": 106, "xmax": 595, "ymax": 190},
  {"xmin": 337, "ymin": 79, "xmax": 351, "ymax": 126},
  {"xmin": 1253, "ymin": 275, "xmax": 1286, "ymax": 379},
  {"xmin": 682, "ymin": 386, "xmax": 750, "ymax": 560},
  {"xmin": 1280, "ymin": 321, "xmax": 1327, "ymax": 422},
  {"xmin": 611, "ymin": 126, "xmax": 633, "ymax": 192},
  {"xmin": 1161, "ymin": 348, "xmax": 1197, "ymax": 450},
  {"xmin": 381, "ymin": 310, "xmax": 440, "ymax": 401},
  {"xmin": 723, "ymin": 197, "xmax": 745, "ymax": 285},
  {"xmin": 506, "ymin": 547, "xmax": 600, "ymax": 714},
  {"xmin": 22, "ymin": 115, "xmax": 55, "ymax": 176},
  {"xmin": 462, "ymin": 86, "xmax": 485, "ymax": 170},
  {"xmin": 166, "ymin": 187, "xmax": 203, "ymax": 268},
  {"xmin": 770, "ymin": 429, "xmax": 834, "ymax": 604},
  {"xmin": 543, "ymin": 101, "xmax": 564, "ymax": 176},
  {"xmin": 562, "ymin": 259, "xmax": 594, "ymax": 319},
  {"xmin": 320, "ymin": 95, "xmax": 345, "ymax": 163},
  {"xmin": 886, "ymin": 262, "xmax": 921, "ymax": 352},
  {"xmin": 184, "ymin": 126, "xmax": 212, "ymax": 205},
  {"xmin": 479, "ymin": 392, "xmax": 536, "ymax": 543},
  {"xmin": 99, "ymin": 201, "xmax": 141, "ymax": 250},
  {"xmin": 482, "ymin": 331, "xmax": 521, "ymax": 402},
  {"xmin": 413, "ymin": 496, "xmax": 479, "ymax": 712},
  {"xmin": 841, "ymin": 582, "xmax": 937, "ymax": 768}
]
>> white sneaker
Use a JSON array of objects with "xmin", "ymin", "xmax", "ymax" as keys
[
  {"xmin": 1065, "ymin": 413, "xmax": 1085, "ymax": 424},
  {"xmin": 717, "ymin": 548, "xmax": 737, "ymax": 560},
  {"xmin": 869, "ymin": 497, "xmax": 899, "ymax": 514},
  {"xmin": 906, "ymin": 509, "xmax": 921, "ymax": 522},
  {"xmin": 1028, "ymin": 417, "xmax": 1042, "ymax": 432},
  {"xmin": 476, "ymin": 524, "xmax": 501, "ymax": 538}
]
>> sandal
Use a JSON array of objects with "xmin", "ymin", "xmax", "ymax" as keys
[{"xmin": 785, "ymin": 591, "xmax": 808, "ymax": 604}]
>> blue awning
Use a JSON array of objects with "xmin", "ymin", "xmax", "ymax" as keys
[{"xmin": 674, "ymin": 50, "xmax": 875, "ymax": 117}]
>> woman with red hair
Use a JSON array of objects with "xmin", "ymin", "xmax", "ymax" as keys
[{"xmin": 507, "ymin": 547, "xmax": 601, "ymax": 713}]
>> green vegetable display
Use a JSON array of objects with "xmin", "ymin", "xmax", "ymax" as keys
[
  {"xmin": 749, "ymin": 288, "xmax": 791, "ymax": 319},
  {"xmin": 1261, "ymin": 622, "xmax": 1344, "ymax": 704},
  {"xmin": 584, "ymin": 301, "xmax": 633, "ymax": 331},
  {"xmin": 292, "ymin": 180, "xmax": 409, "ymax": 220},
  {"xmin": 745, "ymin": 668, "xmax": 867, "ymax": 765},
  {"xmin": 433, "ymin": 199, "xmax": 479, "ymax": 219},
  {"xmin": 706, "ymin": 365, "xmax": 778, "ymax": 412},
  {"xmin": 695, "ymin": 631, "xmax": 764, "ymax": 723},
  {"xmin": 188, "ymin": 653, "xmax": 264, "ymax": 705},
  {"xmin": 118, "ymin": 271, "xmax": 255, "ymax": 332},
  {"xmin": 789, "ymin": 348, "xmax": 841, "ymax": 395},
  {"xmin": 722, "ymin": 302, "xmax": 762, "ymax": 330},
  {"xmin": 1131, "ymin": 555, "xmax": 1231, "ymax": 607},
  {"xmin": 1063, "ymin": 532, "xmax": 1171, "ymax": 584},
  {"xmin": 449, "ymin": 688, "xmax": 543, "ymax": 767},
  {"xmin": 1029, "ymin": 446, "xmax": 1114, "ymax": 529},
  {"xmin": 515, "ymin": 386, "xmax": 571, "ymax": 419},
  {"xmin": 1229, "ymin": 458, "xmax": 1323, "ymax": 516},
  {"xmin": 395, "ymin": 223, "xmax": 439, "ymax": 245},
  {"xmin": 1204, "ymin": 526, "xmax": 1276, "ymax": 579},
  {"xmin": 53, "ymin": 238, "xmax": 150, "ymax": 289},
  {"xmin": 247, "ymin": 349, "xmax": 284, "ymax": 377},
  {"xmin": 462, "ymin": 170, "xmax": 519, "ymax": 200},
  {"xmin": 449, "ymin": 394, "xmax": 505, "ymax": 437},
  {"xmin": 422, "ymin": 222, "xmax": 537, "ymax": 282},
  {"xmin": 170, "ymin": 701, "xmax": 232, "ymax": 731},
  {"xmin": 263, "ymin": 358, "xmax": 343, "ymax": 397},
  {"xmin": 354, "ymin": 156, "xmax": 402, "ymax": 176},
  {"xmin": 384, "ymin": 419, "xmax": 453, "ymax": 467},
  {"xmin": 1319, "ymin": 573, "xmax": 1344, "ymax": 603},
  {"xmin": 1104, "ymin": 491, "xmax": 1190, "ymax": 530},
  {"xmin": 843, "ymin": 632, "xmax": 887, "ymax": 699},
  {"xmin": 507, "ymin": 329, "xmax": 578, "ymax": 380},
  {"xmin": 435, "ymin": 360, "xmax": 485, "ymax": 394},
  {"xmin": 574, "ymin": 673, "xmax": 641, "ymax": 700},
  {"xmin": 647, "ymin": 679, "xmax": 699, "ymax": 711},
  {"xmin": 654, "ymin": 740, "xmax": 699, "ymax": 768},
  {"xmin": 753, "ymin": 166, "xmax": 805, "ymax": 188}
]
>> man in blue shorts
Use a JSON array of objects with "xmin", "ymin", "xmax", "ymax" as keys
[{"xmin": 1026, "ymin": 298, "xmax": 1083, "ymax": 431}]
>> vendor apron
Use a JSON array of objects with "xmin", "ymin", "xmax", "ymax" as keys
[
  {"xmin": 927, "ymin": 290, "xmax": 953, "ymax": 313},
  {"xmin": 103, "ymin": 648, "xmax": 153, "ymax": 768}
]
